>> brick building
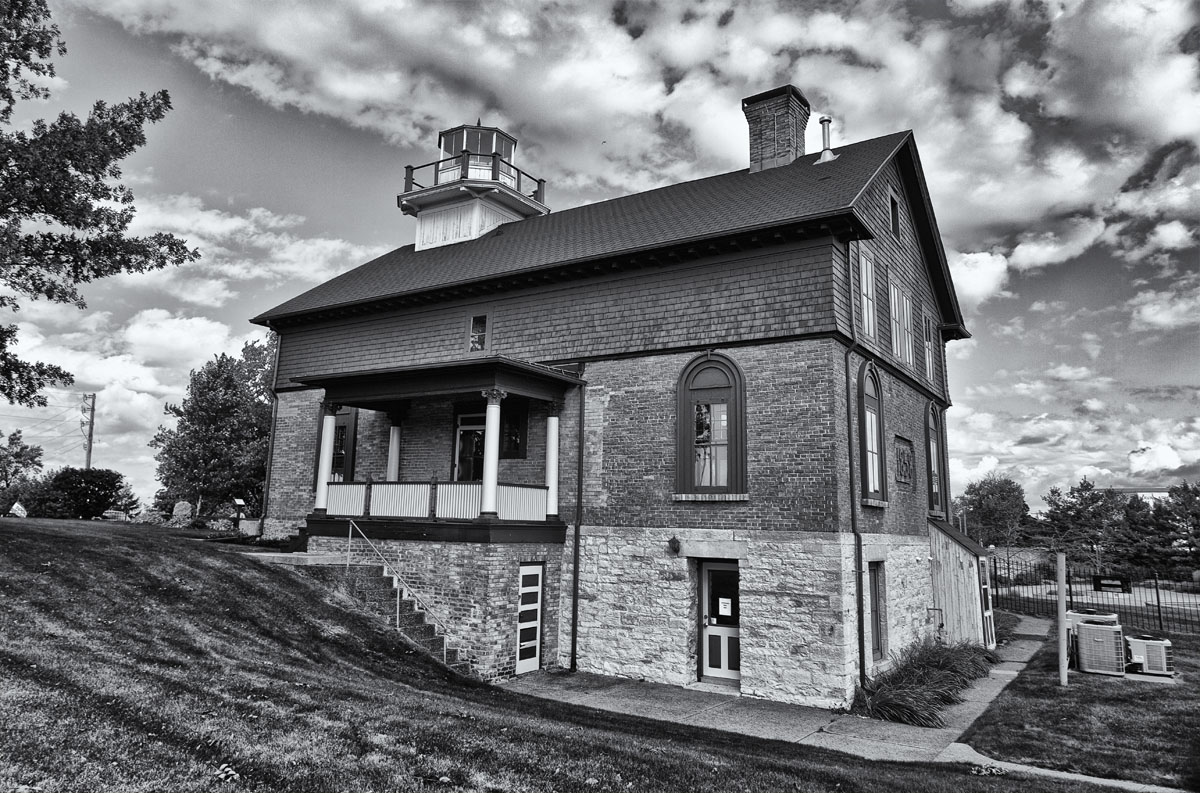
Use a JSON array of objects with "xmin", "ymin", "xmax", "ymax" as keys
[{"xmin": 252, "ymin": 85, "xmax": 991, "ymax": 708}]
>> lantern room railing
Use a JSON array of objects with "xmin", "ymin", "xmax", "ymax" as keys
[{"xmin": 404, "ymin": 151, "xmax": 545, "ymax": 204}]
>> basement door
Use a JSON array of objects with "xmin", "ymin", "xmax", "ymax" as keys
[
  {"xmin": 515, "ymin": 563, "xmax": 544, "ymax": 674},
  {"xmin": 701, "ymin": 561, "xmax": 741, "ymax": 682}
]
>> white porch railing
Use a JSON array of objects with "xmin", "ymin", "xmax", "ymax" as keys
[{"xmin": 323, "ymin": 480, "xmax": 550, "ymax": 521}]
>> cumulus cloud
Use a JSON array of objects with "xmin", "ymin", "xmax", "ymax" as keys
[
  {"xmin": 59, "ymin": 0, "xmax": 1188, "ymax": 254},
  {"xmin": 1009, "ymin": 217, "xmax": 1106, "ymax": 271},
  {"xmin": 1127, "ymin": 279, "xmax": 1200, "ymax": 331},
  {"xmin": 120, "ymin": 193, "xmax": 387, "ymax": 306},
  {"xmin": 948, "ymin": 250, "xmax": 1011, "ymax": 312}
]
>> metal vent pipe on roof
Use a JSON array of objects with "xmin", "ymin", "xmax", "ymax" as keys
[{"xmin": 815, "ymin": 116, "xmax": 839, "ymax": 164}]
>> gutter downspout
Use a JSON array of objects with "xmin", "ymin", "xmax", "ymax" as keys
[
  {"xmin": 841, "ymin": 239, "xmax": 869, "ymax": 690},
  {"xmin": 570, "ymin": 368, "xmax": 586, "ymax": 671}
]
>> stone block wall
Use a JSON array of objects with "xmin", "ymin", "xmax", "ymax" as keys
[
  {"xmin": 559, "ymin": 525, "xmax": 937, "ymax": 708},
  {"xmin": 310, "ymin": 535, "xmax": 562, "ymax": 681},
  {"xmin": 859, "ymin": 532, "xmax": 938, "ymax": 672}
]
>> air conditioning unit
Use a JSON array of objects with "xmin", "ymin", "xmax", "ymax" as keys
[
  {"xmin": 1126, "ymin": 635, "xmax": 1174, "ymax": 676},
  {"xmin": 1066, "ymin": 609, "xmax": 1118, "ymax": 634},
  {"xmin": 1076, "ymin": 621, "xmax": 1125, "ymax": 676}
]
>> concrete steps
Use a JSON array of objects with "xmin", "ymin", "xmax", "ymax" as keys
[
  {"xmin": 344, "ymin": 566, "xmax": 469, "ymax": 675},
  {"xmin": 279, "ymin": 560, "xmax": 472, "ymax": 677}
]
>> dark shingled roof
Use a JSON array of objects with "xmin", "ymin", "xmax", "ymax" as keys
[{"xmin": 253, "ymin": 131, "xmax": 915, "ymax": 325}]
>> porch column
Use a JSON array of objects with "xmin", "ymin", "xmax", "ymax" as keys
[
  {"xmin": 386, "ymin": 416, "xmax": 402, "ymax": 482},
  {"xmin": 545, "ymin": 401, "xmax": 561, "ymax": 518},
  {"xmin": 480, "ymin": 388, "xmax": 506, "ymax": 516},
  {"xmin": 313, "ymin": 402, "xmax": 338, "ymax": 512}
]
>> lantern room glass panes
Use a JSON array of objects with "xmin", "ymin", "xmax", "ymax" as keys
[{"xmin": 438, "ymin": 127, "xmax": 518, "ymax": 187}]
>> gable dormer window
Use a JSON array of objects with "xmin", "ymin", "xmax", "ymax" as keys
[
  {"xmin": 889, "ymin": 194, "xmax": 901, "ymax": 236},
  {"xmin": 468, "ymin": 314, "xmax": 488, "ymax": 352},
  {"xmin": 889, "ymin": 283, "xmax": 914, "ymax": 367},
  {"xmin": 858, "ymin": 241, "xmax": 876, "ymax": 338}
]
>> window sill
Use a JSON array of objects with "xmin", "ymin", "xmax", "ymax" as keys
[
  {"xmin": 672, "ymin": 493, "xmax": 749, "ymax": 502},
  {"xmin": 861, "ymin": 497, "xmax": 888, "ymax": 509},
  {"xmin": 928, "ymin": 509, "xmax": 946, "ymax": 519}
]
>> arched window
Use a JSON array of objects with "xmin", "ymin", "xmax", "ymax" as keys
[
  {"xmin": 677, "ymin": 353, "xmax": 745, "ymax": 494},
  {"xmin": 859, "ymin": 364, "xmax": 886, "ymax": 502},
  {"xmin": 927, "ymin": 403, "xmax": 945, "ymax": 513}
]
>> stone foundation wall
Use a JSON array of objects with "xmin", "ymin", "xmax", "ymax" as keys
[
  {"xmin": 310, "ymin": 536, "xmax": 562, "ymax": 681},
  {"xmin": 559, "ymin": 525, "xmax": 937, "ymax": 708}
]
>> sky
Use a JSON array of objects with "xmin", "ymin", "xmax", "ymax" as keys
[{"xmin": 2, "ymin": 0, "xmax": 1198, "ymax": 510}]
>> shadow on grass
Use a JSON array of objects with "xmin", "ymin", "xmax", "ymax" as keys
[
  {"xmin": 961, "ymin": 626, "xmax": 1199, "ymax": 790},
  {"xmin": 0, "ymin": 519, "xmax": 1127, "ymax": 792}
]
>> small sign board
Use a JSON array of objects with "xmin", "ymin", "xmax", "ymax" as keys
[
  {"xmin": 718, "ymin": 598, "xmax": 732, "ymax": 617},
  {"xmin": 1092, "ymin": 575, "xmax": 1132, "ymax": 594}
]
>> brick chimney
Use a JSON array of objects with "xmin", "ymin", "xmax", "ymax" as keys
[{"xmin": 742, "ymin": 85, "xmax": 811, "ymax": 173}]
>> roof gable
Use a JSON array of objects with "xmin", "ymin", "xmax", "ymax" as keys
[
  {"xmin": 253, "ymin": 130, "xmax": 962, "ymax": 333},
  {"xmin": 861, "ymin": 137, "xmax": 968, "ymax": 340}
]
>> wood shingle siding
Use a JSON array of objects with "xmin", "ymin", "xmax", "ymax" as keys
[{"xmin": 275, "ymin": 240, "xmax": 838, "ymax": 386}]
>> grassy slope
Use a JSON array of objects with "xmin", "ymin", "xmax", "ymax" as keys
[
  {"xmin": 1, "ymin": 519, "xmax": 1120, "ymax": 793},
  {"xmin": 963, "ymin": 626, "xmax": 1200, "ymax": 790}
]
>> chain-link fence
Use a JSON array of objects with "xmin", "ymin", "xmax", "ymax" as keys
[{"xmin": 989, "ymin": 555, "xmax": 1200, "ymax": 634}]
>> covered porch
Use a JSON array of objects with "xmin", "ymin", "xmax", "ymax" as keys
[{"xmin": 295, "ymin": 356, "xmax": 583, "ymax": 540}]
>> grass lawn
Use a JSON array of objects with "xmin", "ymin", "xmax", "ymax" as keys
[
  {"xmin": 1, "ymin": 519, "xmax": 1128, "ymax": 792},
  {"xmin": 962, "ymin": 622, "xmax": 1199, "ymax": 790}
]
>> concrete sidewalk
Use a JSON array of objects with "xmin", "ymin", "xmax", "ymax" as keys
[{"xmin": 501, "ymin": 617, "xmax": 1182, "ymax": 792}]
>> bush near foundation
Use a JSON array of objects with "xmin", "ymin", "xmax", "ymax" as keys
[{"xmin": 852, "ymin": 638, "xmax": 998, "ymax": 728}]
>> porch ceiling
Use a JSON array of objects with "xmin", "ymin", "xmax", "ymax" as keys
[{"xmin": 291, "ymin": 355, "xmax": 584, "ymax": 409}]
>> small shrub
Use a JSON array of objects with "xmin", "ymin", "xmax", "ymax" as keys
[
  {"xmin": 853, "ymin": 638, "xmax": 997, "ymax": 728},
  {"xmin": 992, "ymin": 610, "xmax": 1020, "ymax": 644}
]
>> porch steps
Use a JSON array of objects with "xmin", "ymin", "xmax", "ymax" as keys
[{"xmin": 343, "ymin": 565, "xmax": 472, "ymax": 676}]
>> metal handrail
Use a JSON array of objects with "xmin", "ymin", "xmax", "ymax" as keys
[
  {"xmin": 403, "ymin": 151, "xmax": 545, "ymax": 203},
  {"xmin": 345, "ymin": 518, "xmax": 456, "ymax": 663}
]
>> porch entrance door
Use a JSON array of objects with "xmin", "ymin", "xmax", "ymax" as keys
[
  {"xmin": 701, "ymin": 561, "xmax": 741, "ymax": 682},
  {"xmin": 515, "ymin": 563, "xmax": 544, "ymax": 674},
  {"xmin": 454, "ymin": 415, "xmax": 486, "ymax": 481}
]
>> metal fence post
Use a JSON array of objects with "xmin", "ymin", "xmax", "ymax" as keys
[
  {"xmin": 1066, "ymin": 564, "xmax": 1075, "ymax": 611},
  {"xmin": 1153, "ymin": 570, "xmax": 1165, "ymax": 632}
]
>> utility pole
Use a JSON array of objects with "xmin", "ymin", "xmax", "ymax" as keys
[{"xmin": 80, "ymin": 393, "xmax": 96, "ymax": 469}]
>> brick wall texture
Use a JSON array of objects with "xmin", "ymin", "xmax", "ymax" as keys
[{"xmin": 309, "ymin": 535, "xmax": 562, "ymax": 681}]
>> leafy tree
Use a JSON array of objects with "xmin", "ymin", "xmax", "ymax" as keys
[
  {"xmin": 0, "ymin": 0, "xmax": 198, "ymax": 407},
  {"xmin": 22, "ymin": 466, "xmax": 123, "ymax": 519},
  {"xmin": 151, "ymin": 337, "xmax": 276, "ymax": 517},
  {"xmin": 1039, "ymin": 478, "xmax": 1126, "ymax": 569},
  {"xmin": 959, "ymin": 472, "xmax": 1030, "ymax": 551},
  {"xmin": 0, "ymin": 428, "xmax": 42, "ymax": 487}
]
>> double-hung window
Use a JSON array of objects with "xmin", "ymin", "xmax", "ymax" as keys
[
  {"xmin": 677, "ymin": 353, "xmax": 745, "ymax": 495},
  {"xmin": 859, "ymin": 242, "xmax": 876, "ymax": 338},
  {"xmin": 924, "ymin": 317, "xmax": 935, "ymax": 380},
  {"xmin": 889, "ymin": 283, "xmax": 913, "ymax": 366},
  {"xmin": 927, "ymin": 404, "xmax": 945, "ymax": 514},
  {"xmin": 468, "ymin": 314, "xmax": 488, "ymax": 352},
  {"xmin": 859, "ymin": 364, "xmax": 886, "ymax": 503}
]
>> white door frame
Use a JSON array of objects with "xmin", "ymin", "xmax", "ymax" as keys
[
  {"xmin": 700, "ymin": 561, "xmax": 741, "ymax": 682},
  {"xmin": 453, "ymin": 414, "xmax": 486, "ymax": 482}
]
